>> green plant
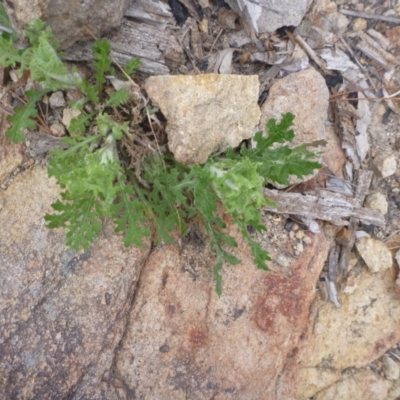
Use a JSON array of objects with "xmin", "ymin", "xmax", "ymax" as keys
[{"xmin": 1, "ymin": 19, "xmax": 323, "ymax": 295}]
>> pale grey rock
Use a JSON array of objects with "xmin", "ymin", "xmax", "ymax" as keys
[
  {"xmin": 49, "ymin": 122, "xmax": 66, "ymax": 137},
  {"xmin": 364, "ymin": 192, "xmax": 388, "ymax": 215},
  {"xmin": 356, "ymin": 237, "xmax": 392, "ymax": 273},
  {"xmin": 49, "ymin": 91, "xmax": 66, "ymax": 109},
  {"xmin": 4, "ymin": 0, "xmax": 131, "ymax": 49},
  {"xmin": 145, "ymin": 74, "xmax": 261, "ymax": 165},
  {"xmin": 373, "ymin": 153, "xmax": 397, "ymax": 179},
  {"xmin": 382, "ymin": 355, "xmax": 400, "ymax": 381},
  {"xmin": 0, "ymin": 167, "xmax": 151, "ymax": 398},
  {"xmin": 226, "ymin": 0, "xmax": 312, "ymax": 34},
  {"xmin": 259, "ymin": 69, "xmax": 329, "ymax": 185}
]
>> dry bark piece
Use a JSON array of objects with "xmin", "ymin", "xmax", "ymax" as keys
[
  {"xmin": 339, "ymin": 8, "xmax": 400, "ymax": 24},
  {"xmin": 206, "ymin": 48, "xmax": 236, "ymax": 73},
  {"xmin": 333, "ymin": 90, "xmax": 361, "ymax": 170},
  {"xmin": 355, "ymin": 31, "xmax": 398, "ymax": 70},
  {"xmin": 190, "ymin": 18, "xmax": 203, "ymax": 60},
  {"xmin": 125, "ymin": 0, "xmax": 173, "ymax": 25},
  {"xmin": 264, "ymin": 188, "xmax": 385, "ymax": 227},
  {"xmin": 64, "ymin": 4, "xmax": 185, "ymax": 75}
]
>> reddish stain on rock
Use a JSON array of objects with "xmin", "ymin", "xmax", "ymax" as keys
[
  {"xmin": 253, "ymin": 274, "xmax": 303, "ymax": 334},
  {"xmin": 188, "ymin": 327, "xmax": 207, "ymax": 348}
]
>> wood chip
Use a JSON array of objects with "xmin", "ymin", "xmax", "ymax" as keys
[
  {"xmin": 264, "ymin": 170, "xmax": 384, "ymax": 227},
  {"xmin": 356, "ymin": 32, "xmax": 398, "ymax": 70},
  {"xmin": 190, "ymin": 18, "xmax": 203, "ymax": 59},
  {"xmin": 339, "ymin": 8, "xmax": 400, "ymax": 24},
  {"xmin": 333, "ymin": 89, "xmax": 361, "ymax": 170}
]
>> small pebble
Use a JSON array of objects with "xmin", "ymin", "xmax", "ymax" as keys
[
  {"xmin": 365, "ymin": 192, "xmax": 388, "ymax": 215},
  {"xmin": 353, "ymin": 18, "xmax": 367, "ymax": 31},
  {"xmin": 199, "ymin": 18, "xmax": 208, "ymax": 33},
  {"xmin": 356, "ymin": 237, "xmax": 392, "ymax": 273},
  {"xmin": 159, "ymin": 344, "xmax": 170, "ymax": 353},
  {"xmin": 373, "ymin": 153, "xmax": 397, "ymax": 179},
  {"xmin": 295, "ymin": 230, "xmax": 305, "ymax": 240},
  {"xmin": 296, "ymin": 242, "xmax": 304, "ymax": 252},
  {"xmin": 284, "ymin": 219, "xmax": 294, "ymax": 232},
  {"xmin": 50, "ymin": 123, "xmax": 66, "ymax": 137},
  {"xmin": 49, "ymin": 91, "xmax": 66, "ymax": 108}
]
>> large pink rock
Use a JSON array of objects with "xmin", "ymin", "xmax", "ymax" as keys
[{"xmin": 114, "ymin": 222, "xmax": 331, "ymax": 399}]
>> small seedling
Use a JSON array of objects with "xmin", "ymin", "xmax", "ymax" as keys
[{"xmin": 1, "ymin": 18, "xmax": 323, "ymax": 295}]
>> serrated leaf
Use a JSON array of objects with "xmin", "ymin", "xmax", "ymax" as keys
[
  {"xmin": 45, "ymin": 195, "xmax": 103, "ymax": 250},
  {"xmin": 263, "ymin": 112, "xmax": 295, "ymax": 147},
  {"xmin": 105, "ymin": 89, "xmax": 129, "ymax": 107},
  {"xmin": 6, "ymin": 89, "xmax": 50, "ymax": 143},
  {"xmin": 80, "ymin": 79, "xmax": 99, "ymax": 104},
  {"xmin": 46, "ymin": 144, "xmax": 123, "ymax": 249},
  {"xmin": 142, "ymin": 156, "xmax": 192, "ymax": 243},
  {"xmin": 257, "ymin": 145, "xmax": 321, "ymax": 185},
  {"xmin": 236, "ymin": 219, "xmax": 270, "ymax": 271},
  {"xmin": 68, "ymin": 112, "xmax": 94, "ymax": 137},
  {"xmin": 213, "ymin": 260, "xmax": 223, "ymax": 297},
  {"xmin": 92, "ymin": 38, "xmax": 112, "ymax": 98},
  {"xmin": 110, "ymin": 176, "xmax": 151, "ymax": 247},
  {"xmin": 0, "ymin": 35, "xmax": 28, "ymax": 69},
  {"xmin": 124, "ymin": 57, "xmax": 141, "ymax": 76},
  {"xmin": 25, "ymin": 19, "xmax": 58, "ymax": 49},
  {"xmin": 96, "ymin": 113, "xmax": 129, "ymax": 140}
]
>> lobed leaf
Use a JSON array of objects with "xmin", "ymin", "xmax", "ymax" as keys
[{"xmin": 6, "ymin": 89, "xmax": 50, "ymax": 143}]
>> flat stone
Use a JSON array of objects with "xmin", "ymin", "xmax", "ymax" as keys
[
  {"xmin": 145, "ymin": 74, "xmax": 261, "ymax": 165},
  {"xmin": 279, "ymin": 266, "xmax": 400, "ymax": 398},
  {"xmin": 356, "ymin": 237, "xmax": 392, "ymax": 273}
]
